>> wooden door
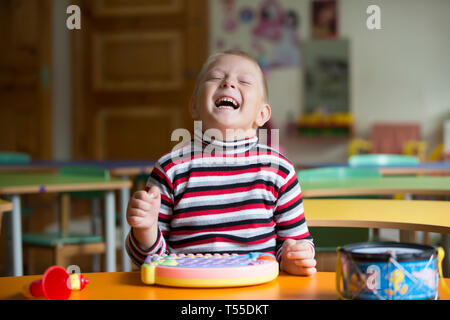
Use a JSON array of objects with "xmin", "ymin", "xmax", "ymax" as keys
[
  {"xmin": 0, "ymin": 0, "xmax": 52, "ymax": 159},
  {"xmin": 73, "ymin": 0, "xmax": 209, "ymax": 160}
]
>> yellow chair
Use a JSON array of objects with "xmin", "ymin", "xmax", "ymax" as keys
[
  {"xmin": 348, "ymin": 138, "xmax": 372, "ymax": 157},
  {"xmin": 428, "ymin": 144, "xmax": 444, "ymax": 161},
  {"xmin": 403, "ymin": 140, "xmax": 427, "ymax": 162}
]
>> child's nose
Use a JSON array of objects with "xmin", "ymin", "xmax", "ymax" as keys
[{"xmin": 221, "ymin": 78, "xmax": 236, "ymax": 89}]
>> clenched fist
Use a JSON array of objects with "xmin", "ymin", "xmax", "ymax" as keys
[
  {"xmin": 280, "ymin": 239, "xmax": 317, "ymax": 276},
  {"xmin": 127, "ymin": 186, "xmax": 161, "ymax": 230}
]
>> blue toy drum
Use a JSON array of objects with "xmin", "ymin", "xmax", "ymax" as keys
[{"xmin": 336, "ymin": 242, "xmax": 448, "ymax": 300}]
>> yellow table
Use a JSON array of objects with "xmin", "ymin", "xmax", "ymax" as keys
[
  {"xmin": 0, "ymin": 271, "xmax": 449, "ymax": 300},
  {"xmin": 303, "ymin": 199, "xmax": 450, "ymax": 233}
]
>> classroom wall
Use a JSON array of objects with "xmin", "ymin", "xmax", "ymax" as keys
[
  {"xmin": 51, "ymin": 0, "xmax": 450, "ymax": 162},
  {"xmin": 210, "ymin": 0, "xmax": 450, "ymax": 163},
  {"xmin": 341, "ymin": 0, "xmax": 450, "ymax": 152}
]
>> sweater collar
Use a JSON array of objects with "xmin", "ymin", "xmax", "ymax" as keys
[{"xmin": 193, "ymin": 129, "xmax": 258, "ymax": 154}]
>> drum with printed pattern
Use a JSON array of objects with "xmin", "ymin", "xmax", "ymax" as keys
[{"xmin": 336, "ymin": 242, "xmax": 442, "ymax": 300}]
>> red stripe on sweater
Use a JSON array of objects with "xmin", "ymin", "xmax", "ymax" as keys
[
  {"xmin": 152, "ymin": 167, "xmax": 174, "ymax": 191},
  {"xmin": 277, "ymin": 231, "xmax": 311, "ymax": 241},
  {"xmin": 179, "ymin": 183, "xmax": 277, "ymax": 199},
  {"xmin": 276, "ymin": 212, "xmax": 305, "ymax": 227},
  {"xmin": 278, "ymin": 174, "xmax": 298, "ymax": 194},
  {"xmin": 174, "ymin": 202, "xmax": 274, "ymax": 219},
  {"xmin": 185, "ymin": 166, "xmax": 284, "ymax": 178},
  {"xmin": 275, "ymin": 192, "xmax": 302, "ymax": 212},
  {"xmin": 169, "ymin": 221, "xmax": 276, "ymax": 236}
]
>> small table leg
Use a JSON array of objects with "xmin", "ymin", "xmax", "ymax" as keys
[
  {"xmin": 10, "ymin": 195, "xmax": 23, "ymax": 276},
  {"xmin": 104, "ymin": 191, "xmax": 116, "ymax": 272},
  {"xmin": 399, "ymin": 193, "xmax": 414, "ymax": 243}
]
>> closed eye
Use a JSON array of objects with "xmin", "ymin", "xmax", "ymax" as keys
[
  {"xmin": 238, "ymin": 75, "xmax": 254, "ymax": 85},
  {"xmin": 206, "ymin": 71, "xmax": 224, "ymax": 81}
]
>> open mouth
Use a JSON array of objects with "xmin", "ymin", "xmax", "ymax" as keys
[{"xmin": 214, "ymin": 96, "xmax": 240, "ymax": 110}]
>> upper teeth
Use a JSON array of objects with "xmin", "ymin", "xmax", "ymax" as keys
[{"xmin": 216, "ymin": 97, "xmax": 238, "ymax": 107}]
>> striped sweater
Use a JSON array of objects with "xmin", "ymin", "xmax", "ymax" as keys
[{"xmin": 126, "ymin": 130, "xmax": 314, "ymax": 265}]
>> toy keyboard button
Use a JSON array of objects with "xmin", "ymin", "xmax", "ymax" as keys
[
  {"xmin": 257, "ymin": 254, "xmax": 277, "ymax": 262},
  {"xmin": 248, "ymin": 253, "xmax": 261, "ymax": 260},
  {"xmin": 160, "ymin": 259, "xmax": 178, "ymax": 266}
]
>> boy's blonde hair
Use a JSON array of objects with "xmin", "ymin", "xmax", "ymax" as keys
[{"xmin": 193, "ymin": 50, "xmax": 269, "ymax": 102}]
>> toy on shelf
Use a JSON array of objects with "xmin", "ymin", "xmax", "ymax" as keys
[
  {"xmin": 403, "ymin": 140, "xmax": 427, "ymax": 162},
  {"xmin": 22, "ymin": 266, "xmax": 90, "ymax": 300},
  {"xmin": 348, "ymin": 138, "xmax": 372, "ymax": 157},
  {"xmin": 296, "ymin": 111, "xmax": 353, "ymax": 137},
  {"xmin": 141, "ymin": 252, "xmax": 279, "ymax": 288}
]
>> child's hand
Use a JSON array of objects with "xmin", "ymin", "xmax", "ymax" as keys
[
  {"xmin": 126, "ymin": 186, "xmax": 161, "ymax": 230},
  {"xmin": 280, "ymin": 239, "xmax": 317, "ymax": 276}
]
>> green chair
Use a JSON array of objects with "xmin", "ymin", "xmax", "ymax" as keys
[
  {"xmin": 22, "ymin": 166, "xmax": 108, "ymax": 273},
  {"xmin": 297, "ymin": 167, "xmax": 381, "ymax": 268},
  {"xmin": 348, "ymin": 154, "xmax": 419, "ymax": 167}
]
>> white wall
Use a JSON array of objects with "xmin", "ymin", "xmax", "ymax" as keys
[
  {"xmin": 210, "ymin": 0, "xmax": 450, "ymax": 163},
  {"xmin": 341, "ymin": 0, "xmax": 450, "ymax": 148}
]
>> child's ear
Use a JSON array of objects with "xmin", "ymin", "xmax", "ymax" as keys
[
  {"xmin": 255, "ymin": 103, "xmax": 271, "ymax": 127},
  {"xmin": 189, "ymin": 96, "xmax": 199, "ymax": 119}
]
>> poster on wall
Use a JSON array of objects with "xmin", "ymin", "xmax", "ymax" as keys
[
  {"xmin": 303, "ymin": 39, "xmax": 349, "ymax": 114},
  {"xmin": 215, "ymin": 0, "xmax": 302, "ymax": 74},
  {"xmin": 311, "ymin": 0, "xmax": 338, "ymax": 38}
]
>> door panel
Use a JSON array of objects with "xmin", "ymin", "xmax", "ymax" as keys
[
  {"xmin": 92, "ymin": 32, "xmax": 183, "ymax": 91},
  {"xmin": 73, "ymin": 0, "xmax": 208, "ymax": 160},
  {"xmin": 94, "ymin": 106, "xmax": 183, "ymax": 159},
  {"xmin": 0, "ymin": 0, "xmax": 52, "ymax": 159},
  {"xmin": 92, "ymin": 0, "xmax": 183, "ymax": 16}
]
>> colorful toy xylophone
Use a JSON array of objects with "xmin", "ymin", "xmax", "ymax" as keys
[{"xmin": 141, "ymin": 252, "xmax": 279, "ymax": 287}]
